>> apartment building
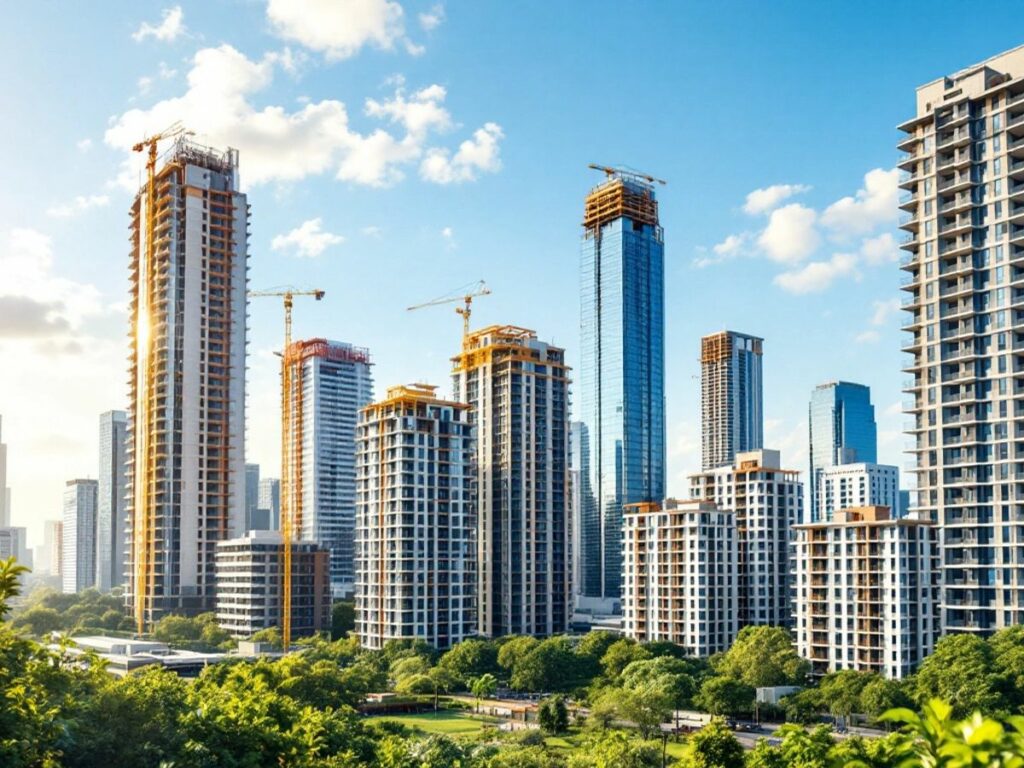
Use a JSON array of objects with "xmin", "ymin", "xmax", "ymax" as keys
[
  {"xmin": 700, "ymin": 331, "xmax": 764, "ymax": 471},
  {"xmin": 818, "ymin": 463, "xmax": 901, "ymax": 522}
]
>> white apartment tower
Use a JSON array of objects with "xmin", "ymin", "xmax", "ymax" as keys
[
  {"xmin": 258, "ymin": 477, "xmax": 280, "ymax": 530},
  {"xmin": 899, "ymin": 45, "xmax": 1024, "ymax": 633},
  {"xmin": 287, "ymin": 339, "xmax": 374, "ymax": 598},
  {"xmin": 621, "ymin": 499, "xmax": 738, "ymax": 655},
  {"xmin": 690, "ymin": 449, "xmax": 802, "ymax": 627},
  {"xmin": 452, "ymin": 326, "xmax": 571, "ymax": 638},
  {"xmin": 818, "ymin": 463, "xmax": 901, "ymax": 522},
  {"xmin": 794, "ymin": 506, "xmax": 940, "ymax": 679},
  {"xmin": 97, "ymin": 410, "xmax": 127, "ymax": 591},
  {"xmin": 63, "ymin": 479, "xmax": 98, "ymax": 594},
  {"xmin": 355, "ymin": 384, "xmax": 476, "ymax": 650},
  {"xmin": 701, "ymin": 331, "xmax": 764, "ymax": 471},
  {"xmin": 126, "ymin": 138, "xmax": 248, "ymax": 625}
]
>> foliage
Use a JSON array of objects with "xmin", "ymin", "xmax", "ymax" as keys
[
  {"xmin": 470, "ymin": 672, "xmax": 499, "ymax": 712},
  {"xmin": 685, "ymin": 718, "xmax": 744, "ymax": 768},
  {"xmin": 497, "ymin": 635, "xmax": 540, "ymax": 673},
  {"xmin": 152, "ymin": 611, "xmax": 235, "ymax": 651},
  {"xmin": 511, "ymin": 636, "xmax": 580, "ymax": 692},
  {"xmin": 566, "ymin": 730, "xmax": 662, "ymax": 768},
  {"xmin": 10, "ymin": 583, "xmax": 134, "ymax": 636},
  {"xmin": 913, "ymin": 634, "xmax": 1006, "ymax": 718},
  {"xmin": 331, "ymin": 600, "xmax": 355, "ymax": 639},
  {"xmin": 693, "ymin": 676, "xmax": 754, "ymax": 717},
  {"xmin": 612, "ymin": 676, "xmax": 675, "ymax": 738},
  {"xmin": 538, "ymin": 694, "xmax": 570, "ymax": 735},
  {"xmin": 0, "ymin": 556, "xmax": 28, "ymax": 620},
  {"xmin": 440, "ymin": 637, "xmax": 500, "ymax": 683},
  {"xmin": 713, "ymin": 626, "xmax": 809, "ymax": 688},
  {"xmin": 816, "ymin": 669, "xmax": 874, "ymax": 721},
  {"xmin": 600, "ymin": 638, "xmax": 652, "ymax": 681}
]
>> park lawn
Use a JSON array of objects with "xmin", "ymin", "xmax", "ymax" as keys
[{"xmin": 367, "ymin": 711, "xmax": 500, "ymax": 736}]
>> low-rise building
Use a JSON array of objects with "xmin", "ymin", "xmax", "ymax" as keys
[
  {"xmin": 215, "ymin": 531, "xmax": 331, "ymax": 640},
  {"xmin": 793, "ymin": 505, "xmax": 939, "ymax": 679},
  {"xmin": 621, "ymin": 499, "xmax": 738, "ymax": 656}
]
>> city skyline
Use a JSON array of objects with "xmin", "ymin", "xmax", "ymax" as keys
[{"xmin": 3, "ymin": 3, "xmax": 1024, "ymax": 551}]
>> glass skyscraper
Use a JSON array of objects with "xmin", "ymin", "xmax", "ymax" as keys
[
  {"xmin": 808, "ymin": 381, "xmax": 877, "ymax": 522},
  {"xmin": 578, "ymin": 169, "xmax": 666, "ymax": 605}
]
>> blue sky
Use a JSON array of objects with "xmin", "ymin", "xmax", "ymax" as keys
[{"xmin": 1, "ymin": 1, "xmax": 1022, "ymax": 545}]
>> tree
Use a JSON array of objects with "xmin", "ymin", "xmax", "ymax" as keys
[
  {"xmin": 714, "ymin": 626, "xmax": 809, "ymax": 688},
  {"xmin": 0, "ymin": 557, "xmax": 28, "ymax": 619},
  {"xmin": 989, "ymin": 625, "xmax": 1024, "ymax": 708},
  {"xmin": 250, "ymin": 625, "xmax": 282, "ymax": 650},
  {"xmin": 538, "ymin": 695, "xmax": 570, "ymax": 735},
  {"xmin": 914, "ymin": 633, "xmax": 1005, "ymax": 717},
  {"xmin": 686, "ymin": 719, "xmax": 744, "ymax": 768},
  {"xmin": 331, "ymin": 600, "xmax": 355, "ymax": 640},
  {"xmin": 586, "ymin": 689, "xmax": 619, "ymax": 732},
  {"xmin": 859, "ymin": 676, "xmax": 913, "ymax": 723},
  {"xmin": 511, "ymin": 638, "xmax": 577, "ymax": 692},
  {"xmin": 773, "ymin": 723, "xmax": 835, "ymax": 768},
  {"xmin": 390, "ymin": 654, "xmax": 431, "ymax": 686},
  {"xmin": 470, "ymin": 672, "xmax": 498, "ymax": 713},
  {"xmin": 439, "ymin": 637, "xmax": 499, "ymax": 683},
  {"xmin": 497, "ymin": 635, "xmax": 540, "ymax": 673},
  {"xmin": 817, "ymin": 669, "xmax": 873, "ymax": 724},
  {"xmin": 693, "ymin": 676, "xmax": 754, "ymax": 717},
  {"xmin": 600, "ymin": 638, "xmax": 652, "ymax": 680},
  {"xmin": 612, "ymin": 677, "xmax": 674, "ymax": 739},
  {"xmin": 780, "ymin": 688, "xmax": 821, "ymax": 725},
  {"xmin": 567, "ymin": 731, "xmax": 661, "ymax": 768},
  {"xmin": 621, "ymin": 656, "xmax": 696, "ymax": 712}
]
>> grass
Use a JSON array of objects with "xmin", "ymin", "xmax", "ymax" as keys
[{"xmin": 367, "ymin": 710, "xmax": 501, "ymax": 736}]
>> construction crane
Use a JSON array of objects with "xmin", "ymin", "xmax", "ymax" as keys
[
  {"xmin": 131, "ymin": 121, "xmax": 194, "ymax": 636},
  {"xmin": 587, "ymin": 163, "xmax": 667, "ymax": 186},
  {"xmin": 248, "ymin": 287, "xmax": 326, "ymax": 651},
  {"xmin": 407, "ymin": 280, "xmax": 491, "ymax": 343}
]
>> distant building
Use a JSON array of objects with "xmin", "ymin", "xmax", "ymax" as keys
[
  {"xmin": 700, "ymin": 331, "xmax": 764, "ymax": 471},
  {"xmin": 244, "ymin": 463, "xmax": 263, "ymax": 531},
  {"xmin": 0, "ymin": 526, "xmax": 28, "ymax": 565},
  {"xmin": 569, "ymin": 421, "xmax": 583, "ymax": 601},
  {"xmin": 818, "ymin": 463, "xmax": 901, "ymax": 521},
  {"xmin": 126, "ymin": 138, "xmax": 248, "ymax": 625},
  {"xmin": 287, "ymin": 339, "xmax": 374, "ymax": 598},
  {"xmin": 690, "ymin": 449, "xmax": 802, "ymax": 628},
  {"xmin": 452, "ymin": 325, "xmax": 571, "ymax": 638},
  {"xmin": 63, "ymin": 479, "xmax": 98, "ymax": 593},
  {"xmin": 808, "ymin": 382, "xmax": 877, "ymax": 522},
  {"xmin": 794, "ymin": 506, "xmax": 939, "ymax": 679},
  {"xmin": 621, "ymin": 499, "xmax": 738, "ymax": 656},
  {"xmin": 97, "ymin": 410, "xmax": 127, "ymax": 591},
  {"xmin": 215, "ymin": 530, "xmax": 331, "ymax": 640},
  {"xmin": 44, "ymin": 520, "xmax": 63, "ymax": 578},
  {"xmin": 61, "ymin": 636, "xmax": 227, "ymax": 678},
  {"xmin": 258, "ymin": 478, "xmax": 280, "ymax": 530},
  {"xmin": 578, "ymin": 169, "xmax": 666, "ymax": 608},
  {"xmin": 355, "ymin": 384, "xmax": 476, "ymax": 650},
  {"xmin": 0, "ymin": 415, "xmax": 9, "ymax": 527}
]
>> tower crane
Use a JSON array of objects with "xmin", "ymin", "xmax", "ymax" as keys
[
  {"xmin": 587, "ymin": 163, "xmax": 667, "ymax": 186},
  {"xmin": 131, "ymin": 121, "xmax": 194, "ymax": 635},
  {"xmin": 406, "ymin": 280, "xmax": 491, "ymax": 344},
  {"xmin": 248, "ymin": 287, "xmax": 325, "ymax": 650}
]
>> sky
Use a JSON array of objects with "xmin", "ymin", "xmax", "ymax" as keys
[{"xmin": 1, "ymin": 1, "xmax": 1023, "ymax": 547}]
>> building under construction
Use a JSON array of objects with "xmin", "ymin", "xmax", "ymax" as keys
[
  {"xmin": 126, "ymin": 137, "xmax": 248, "ymax": 627},
  {"xmin": 452, "ymin": 325, "xmax": 571, "ymax": 638}
]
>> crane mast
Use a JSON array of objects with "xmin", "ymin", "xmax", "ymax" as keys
[
  {"xmin": 248, "ymin": 288, "xmax": 324, "ymax": 650},
  {"xmin": 406, "ymin": 280, "xmax": 491, "ymax": 347}
]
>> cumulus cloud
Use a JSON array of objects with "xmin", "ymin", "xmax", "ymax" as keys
[
  {"xmin": 870, "ymin": 297, "xmax": 901, "ymax": 327},
  {"xmin": 267, "ymin": 0, "xmax": 410, "ymax": 60},
  {"xmin": 420, "ymin": 122, "xmax": 503, "ymax": 184},
  {"xmin": 76, "ymin": 138, "xmax": 92, "ymax": 152},
  {"xmin": 859, "ymin": 232, "xmax": 899, "ymax": 265},
  {"xmin": 46, "ymin": 194, "xmax": 110, "ymax": 218},
  {"xmin": 820, "ymin": 168, "xmax": 899, "ymax": 237},
  {"xmin": 105, "ymin": 45, "xmax": 502, "ymax": 189},
  {"xmin": 758, "ymin": 203, "xmax": 820, "ymax": 264},
  {"xmin": 419, "ymin": 4, "xmax": 445, "ymax": 30},
  {"xmin": 774, "ymin": 252, "xmax": 859, "ymax": 294},
  {"xmin": 854, "ymin": 330, "xmax": 880, "ymax": 344},
  {"xmin": 132, "ymin": 6, "xmax": 185, "ymax": 42},
  {"xmin": 743, "ymin": 183, "xmax": 811, "ymax": 215},
  {"xmin": 693, "ymin": 233, "xmax": 751, "ymax": 268},
  {"xmin": 271, "ymin": 218, "xmax": 344, "ymax": 258}
]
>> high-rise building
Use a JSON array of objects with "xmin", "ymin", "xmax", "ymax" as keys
[
  {"xmin": 0, "ymin": 415, "xmax": 10, "ymax": 527},
  {"xmin": 97, "ymin": 410, "xmax": 127, "ymax": 592},
  {"xmin": 0, "ymin": 527, "xmax": 27, "ymax": 563},
  {"xmin": 215, "ymin": 530, "xmax": 331, "ymax": 639},
  {"xmin": 621, "ymin": 499, "xmax": 738, "ymax": 655},
  {"xmin": 258, "ymin": 478, "xmax": 281, "ymax": 530},
  {"xmin": 63, "ymin": 479, "xmax": 98, "ymax": 594},
  {"xmin": 690, "ymin": 449, "xmax": 802, "ymax": 627},
  {"xmin": 794, "ymin": 506, "xmax": 939, "ymax": 679},
  {"xmin": 354, "ymin": 384, "xmax": 476, "ymax": 650},
  {"xmin": 700, "ymin": 331, "xmax": 764, "ymax": 471},
  {"xmin": 126, "ymin": 138, "xmax": 248, "ymax": 625},
  {"xmin": 287, "ymin": 339, "xmax": 373, "ymax": 598},
  {"xmin": 818, "ymin": 463, "xmax": 901, "ymax": 521},
  {"xmin": 808, "ymin": 382, "xmax": 877, "ymax": 522},
  {"xmin": 569, "ymin": 421, "xmax": 583, "ymax": 602},
  {"xmin": 452, "ymin": 325, "xmax": 571, "ymax": 637},
  {"xmin": 899, "ymin": 46, "xmax": 1024, "ymax": 634},
  {"xmin": 244, "ymin": 463, "xmax": 263, "ymax": 532},
  {"xmin": 44, "ymin": 520, "xmax": 63, "ymax": 578},
  {"xmin": 578, "ymin": 169, "xmax": 666, "ymax": 607}
]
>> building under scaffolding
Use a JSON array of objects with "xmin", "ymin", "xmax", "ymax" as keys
[{"xmin": 126, "ymin": 137, "xmax": 249, "ymax": 628}]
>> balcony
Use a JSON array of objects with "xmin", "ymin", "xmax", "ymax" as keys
[{"xmin": 937, "ymin": 127, "xmax": 971, "ymax": 149}]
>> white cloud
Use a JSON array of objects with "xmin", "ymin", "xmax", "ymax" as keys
[
  {"xmin": 820, "ymin": 168, "xmax": 899, "ymax": 237},
  {"xmin": 132, "ymin": 6, "xmax": 185, "ymax": 42},
  {"xmin": 419, "ymin": 4, "xmax": 445, "ymax": 30},
  {"xmin": 137, "ymin": 76, "xmax": 153, "ymax": 95},
  {"xmin": 758, "ymin": 203, "xmax": 820, "ymax": 264},
  {"xmin": 743, "ymin": 183, "xmax": 811, "ymax": 215},
  {"xmin": 693, "ymin": 232, "xmax": 751, "ymax": 268},
  {"xmin": 76, "ymin": 138, "xmax": 92, "ymax": 152},
  {"xmin": 271, "ymin": 218, "xmax": 344, "ymax": 258},
  {"xmin": 854, "ymin": 330, "xmax": 880, "ymax": 344},
  {"xmin": 420, "ymin": 122, "xmax": 504, "ymax": 184},
  {"xmin": 870, "ymin": 297, "xmax": 901, "ymax": 327},
  {"xmin": 441, "ymin": 226, "xmax": 453, "ymax": 239},
  {"xmin": 860, "ymin": 232, "xmax": 899, "ymax": 266},
  {"xmin": 267, "ymin": 0, "xmax": 409, "ymax": 60},
  {"xmin": 105, "ymin": 45, "xmax": 501, "ymax": 189},
  {"xmin": 361, "ymin": 225, "xmax": 383, "ymax": 238},
  {"xmin": 46, "ymin": 194, "xmax": 110, "ymax": 218},
  {"xmin": 774, "ymin": 252, "xmax": 859, "ymax": 294}
]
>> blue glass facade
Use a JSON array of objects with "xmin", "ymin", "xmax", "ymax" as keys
[
  {"xmin": 579, "ymin": 177, "xmax": 666, "ymax": 601},
  {"xmin": 808, "ymin": 381, "xmax": 877, "ymax": 522}
]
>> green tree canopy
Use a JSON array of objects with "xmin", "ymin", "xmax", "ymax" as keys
[
  {"xmin": 438, "ymin": 637, "xmax": 499, "ymax": 683},
  {"xmin": 693, "ymin": 676, "xmax": 754, "ymax": 717},
  {"xmin": 599, "ymin": 638, "xmax": 652, "ymax": 681},
  {"xmin": 686, "ymin": 718, "xmax": 744, "ymax": 768},
  {"xmin": 914, "ymin": 633, "xmax": 1005, "ymax": 717},
  {"xmin": 714, "ymin": 626, "xmax": 809, "ymax": 688}
]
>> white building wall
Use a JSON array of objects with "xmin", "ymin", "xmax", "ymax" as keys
[{"xmin": 63, "ymin": 480, "xmax": 97, "ymax": 594}]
